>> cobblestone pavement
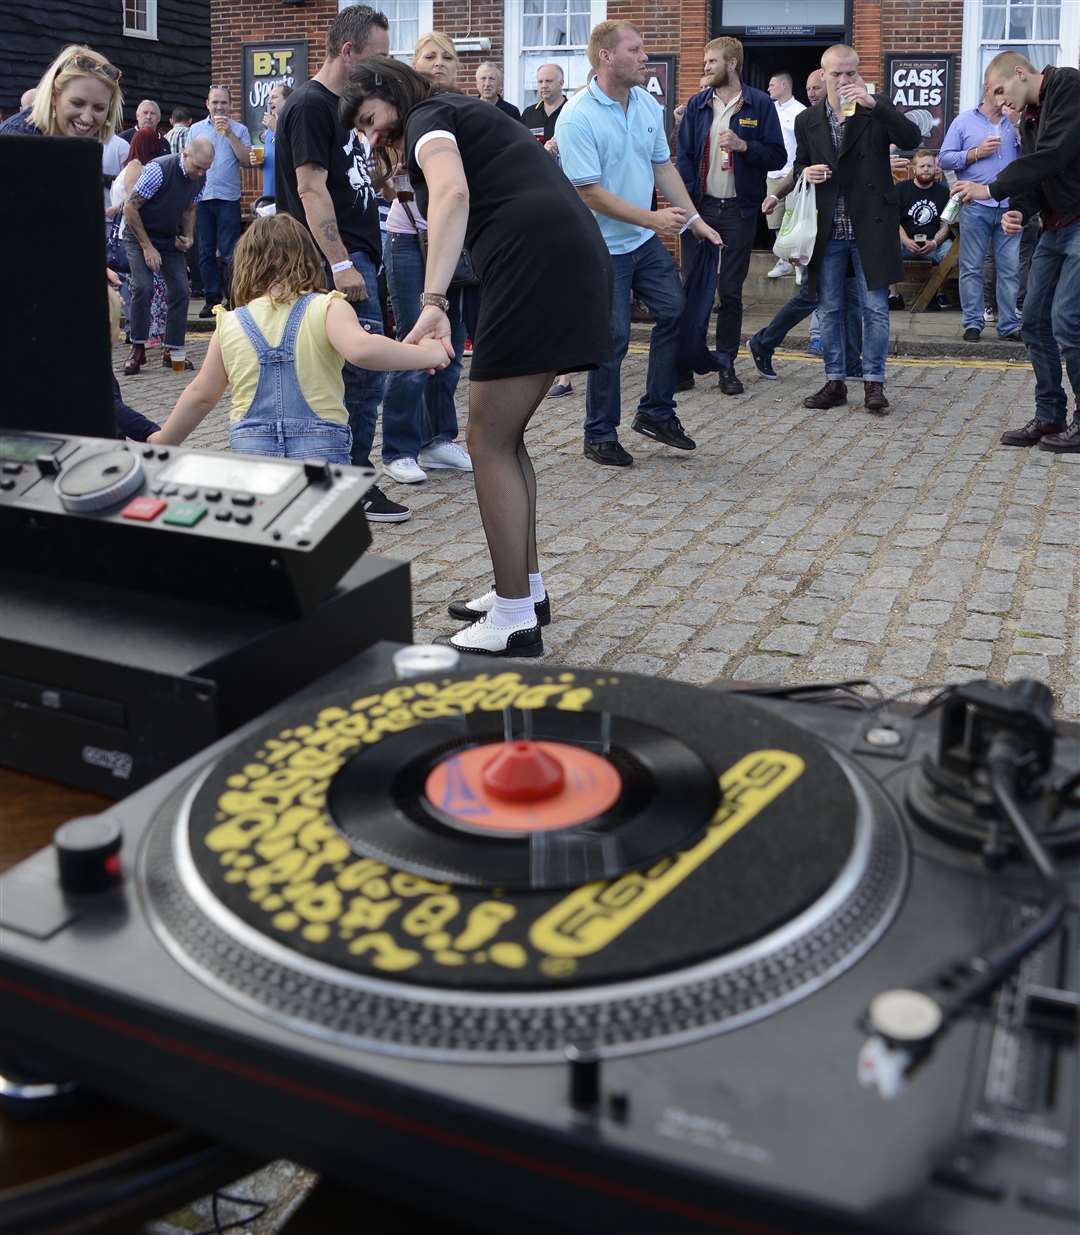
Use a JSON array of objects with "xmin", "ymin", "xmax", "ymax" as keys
[{"xmin": 117, "ymin": 338, "xmax": 1079, "ymax": 720}]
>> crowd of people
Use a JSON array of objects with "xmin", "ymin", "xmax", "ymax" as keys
[{"xmin": 2, "ymin": 11, "xmax": 1077, "ymax": 656}]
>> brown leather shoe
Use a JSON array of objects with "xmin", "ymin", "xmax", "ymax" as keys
[
  {"xmin": 864, "ymin": 381, "xmax": 890, "ymax": 413},
  {"xmin": 803, "ymin": 380, "xmax": 847, "ymax": 409},
  {"xmin": 123, "ymin": 344, "xmax": 146, "ymax": 376},
  {"xmin": 1038, "ymin": 419, "xmax": 1080, "ymax": 452},
  {"xmin": 1000, "ymin": 417, "xmax": 1063, "ymax": 447}
]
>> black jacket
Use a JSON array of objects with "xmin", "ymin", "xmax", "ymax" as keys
[
  {"xmin": 793, "ymin": 96, "xmax": 921, "ymax": 292},
  {"xmin": 987, "ymin": 66, "xmax": 1080, "ymax": 226}
]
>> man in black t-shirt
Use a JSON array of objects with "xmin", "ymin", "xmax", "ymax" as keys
[
  {"xmin": 275, "ymin": 4, "xmax": 408, "ymax": 523},
  {"xmin": 520, "ymin": 64, "xmax": 568, "ymax": 142},
  {"xmin": 897, "ymin": 149, "xmax": 953, "ymax": 262},
  {"xmin": 896, "ymin": 149, "xmax": 953, "ymax": 309}
]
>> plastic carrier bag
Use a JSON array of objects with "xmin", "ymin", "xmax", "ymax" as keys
[{"xmin": 773, "ymin": 177, "xmax": 818, "ymax": 267}]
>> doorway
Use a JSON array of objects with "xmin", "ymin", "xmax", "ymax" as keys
[{"xmin": 741, "ymin": 38, "xmax": 835, "ymax": 250}]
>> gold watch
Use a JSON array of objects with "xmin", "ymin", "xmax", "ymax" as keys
[{"xmin": 419, "ymin": 292, "xmax": 450, "ymax": 312}]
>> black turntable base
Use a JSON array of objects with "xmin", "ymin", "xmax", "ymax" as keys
[{"xmin": 1, "ymin": 643, "xmax": 1077, "ymax": 1235}]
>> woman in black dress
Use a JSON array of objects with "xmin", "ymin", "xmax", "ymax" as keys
[{"xmin": 341, "ymin": 58, "xmax": 613, "ymax": 657}]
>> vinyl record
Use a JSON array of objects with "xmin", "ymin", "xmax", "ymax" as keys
[{"xmin": 327, "ymin": 707, "xmax": 719, "ymax": 889}]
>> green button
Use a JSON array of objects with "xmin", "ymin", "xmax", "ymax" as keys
[{"xmin": 163, "ymin": 502, "xmax": 208, "ymax": 527}]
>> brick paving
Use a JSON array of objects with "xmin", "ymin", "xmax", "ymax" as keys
[{"xmin": 117, "ymin": 337, "xmax": 1080, "ymax": 720}]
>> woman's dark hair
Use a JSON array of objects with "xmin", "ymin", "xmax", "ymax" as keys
[{"xmin": 339, "ymin": 55, "xmax": 435, "ymax": 143}]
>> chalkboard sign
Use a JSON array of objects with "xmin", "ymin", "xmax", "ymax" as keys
[{"xmin": 241, "ymin": 41, "xmax": 309, "ymax": 142}]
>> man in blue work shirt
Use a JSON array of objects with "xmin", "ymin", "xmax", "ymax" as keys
[
  {"xmin": 189, "ymin": 85, "xmax": 251, "ymax": 314},
  {"xmin": 676, "ymin": 36, "xmax": 786, "ymax": 395},
  {"xmin": 939, "ymin": 75, "xmax": 1022, "ymax": 342},
  {"xmin": 556, "ymin": 20, "xmax": 721, "ymax": 468}
]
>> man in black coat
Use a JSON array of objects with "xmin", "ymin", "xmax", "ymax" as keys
[
  {"xmin": 793, "ymin": 45, "xmax": 920, "ymax": 413},
  {"xmin": 953, "ymin": 53, "xmax": 1080, "ymax": 452}
]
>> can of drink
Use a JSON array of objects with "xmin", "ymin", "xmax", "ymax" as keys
[
  {"xmin": 720, "ymin": 147, "xmax": 733, "ymax": 171},
  {"xmin": 941, "ymin": 193, "xmax": 962, "ymax": 224}
]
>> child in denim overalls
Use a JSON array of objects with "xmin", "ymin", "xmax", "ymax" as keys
[{"xmin": 151, "ymin": 214, "xmax": 450, "ymax": 460}]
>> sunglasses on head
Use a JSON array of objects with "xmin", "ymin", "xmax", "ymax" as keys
[{"xmin": 65, "ymin": 54, "xmax": 122, "ymax": 83}]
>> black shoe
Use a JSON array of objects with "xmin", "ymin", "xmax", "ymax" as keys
[
  {"xmin": 584, "ymin": 440, "xmax": 633, "ymax": 467},
  {"xmin": 863, "ymin": 381, "xmax": 890, "ymax": 414},
  {"xmin": 361, "ymin": 484, "xmax": 411, "ymax": 523},
  {"xmin": 963, "ymin": 327, "xmax": 982, "ymax": 343},
  {"xmin": 1038, "ymin": 420, "xmax": 1080, "ymax": 453},
  {"xmin": 999, "ymin": 329, "xmax": 1023, "ymax": 342},
  {"xmin": 888, "ymin": 293, "xmax": 905, "ymax": 311},
  {"xmin": 718, "ymin": 367, "xmax": 744, "ymax": 396},
  {"xmin": 748, "ymin": 335, "xmax": 777, "ymax": 380},
  {"xmin": 631, "ymin": 412, "xmax": 695, "ymax": 450},
  {"xmin": 198, "ymin": 298, "xmax": 220, "ymax": 319},
  {"xmin": 448, "ymin": 589, "xmax": 551, "ymax": 626},
  {"xmin": 803, "ymin": 380, "xmax": 847, "ymax": 409},
  {"xmin": 1000, "ymin": 418, "xmax": 1063, "ymax": 447},
  {"xmin": 674, "ymin": 375, "xmax": 695, "ymax": 392},
  {"xmin": 929, "ymin": 291, "xmax": 950, "ymax": 311}
]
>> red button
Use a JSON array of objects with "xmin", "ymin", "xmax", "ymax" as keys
[{"xmin": 121, "ymin": 496, "xmax": 167, "ymax": 521}]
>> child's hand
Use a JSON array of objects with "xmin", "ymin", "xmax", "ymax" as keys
[{"xmin": 418, "ymin": 337, "xmax": 452, "ymax": 372}]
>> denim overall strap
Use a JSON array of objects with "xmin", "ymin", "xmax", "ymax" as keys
[{"xmin": 233, "ymin": 294, "xmax": 321, "ymax": 425}]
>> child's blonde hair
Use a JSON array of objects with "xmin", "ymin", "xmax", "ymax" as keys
[
  {"xmin": 229, "ymin": 214, "xmax": 328, "ymax": 308},
  {"xmin": 30, "ymin": 44, "xmax": 124, "ymax": 141}
]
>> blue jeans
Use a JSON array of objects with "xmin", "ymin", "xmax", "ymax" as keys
[
  {"xmin": 754, "ymin": 278, "xmax": 865, "ymax": 377},
  {"xmin": 1021, "ymin": 220, "xmax": 1080, "ymax": 426},
  {"xmin": 340, "ymin": 249, "xmax": 386, "ymax": 469},
  {"xmin": 196, "ymin": 199, "xmax": 242, "ymax": 301},
  {"xmin": 818, "ymin": 239, "xmax": 889, "ymax": 384},
  {"xmin": 585, "ymin": 235, "xmax": 684, "ymax": 443},
  {"xmin": 381, "ymin": 232, "xmax": 464, "ymax": 462},
  {"xmin": 959, "ymin": 203, "xmax": 1019, "ymax": 335},
  {"xmin": 228, "ymin": 293, "xmax": 353, "ymax": 465},
  {"xmin": 123, "ymin": 238, "xmax": 189, "ymax": 350},
  {"xmin": 900, "ymin": 237, "xmax": 953, "ymax": 265}
]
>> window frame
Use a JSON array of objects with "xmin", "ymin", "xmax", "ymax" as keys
[
  {"xmin": 960, "ymin": 0, "xmax": 1079, "ymax": 109},
  {"xmin": 504, "ymin": 0, "xmax": 607, "ymax": 111},
  {"xmin": 123, "ymin": 0, "xmax": 158, "ymax": 42},
  {"xmin": 337, "ymin": 0, "xmax": 434, "ymax": 61}
]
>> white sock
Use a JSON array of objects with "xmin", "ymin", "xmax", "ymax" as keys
[
  {"xmin": 528, "ymin": 572, "xmax": 545, "ymax": 603},
  {"xmin": 489, "ymin": 593, "xmax": 536, "ymax": 628}
]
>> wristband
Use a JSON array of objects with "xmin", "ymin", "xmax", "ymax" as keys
[
  {"xmin": 420, "ymin": 291, "xmax": 450, "ymax": 312},
  {"xmin": 331, "ymin": 260, "xmax": 354, "ymax": 274},
  {"xmin": 679, "ymin": 212, "xmax": 701, "ymax": 235}
]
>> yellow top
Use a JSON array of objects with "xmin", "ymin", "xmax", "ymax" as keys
[{"xmin": 215, "ymin": 291, "xmax": 348, "ymax": 425}]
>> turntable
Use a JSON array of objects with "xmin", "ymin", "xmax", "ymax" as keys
[{"xmin": 1, "ymin": 644, "xmax": 1077, "ymax": 1234}]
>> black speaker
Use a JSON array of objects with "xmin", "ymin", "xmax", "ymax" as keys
[{"xmin": 0, "ymin": 136, "xmax": 116, "ymax": 437}]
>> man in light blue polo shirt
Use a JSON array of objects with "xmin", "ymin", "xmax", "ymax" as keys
[
  {"xmin": 939, "ymin": 75, "xmax": 1022, "ymax": 342},
  {"xmin": 189, "ymin": 84, "xmax": 251, "ymax": 313},
  {"xmin": 556, "ymin": 20, "xmax": 721, "ymax": 467}
]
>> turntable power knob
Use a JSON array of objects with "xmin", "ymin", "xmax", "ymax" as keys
[{"xmin": 54, "ymin": 817, "xmax": 122, "ymax": 894}]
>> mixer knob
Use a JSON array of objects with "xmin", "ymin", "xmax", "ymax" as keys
[
  {"xmin": 566, "ymin": 1041, "xmax": 601, "ymax": 1111},
  {"xmin": 54, "ymin": 816, "xmax": 122, "ymax": 894},
  {"xmin": 36, "ymin": 454, "xmax": 61, "ymax": 477}
]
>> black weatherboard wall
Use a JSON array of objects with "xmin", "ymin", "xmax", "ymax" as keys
[{"xmin": 0, "ymin": 1, "xmax": 210, "ymax": 122}]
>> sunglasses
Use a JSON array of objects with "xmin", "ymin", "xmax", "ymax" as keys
[{"xmin": 65, "ymin": 54, "xmax": 122, "ymax": 83}]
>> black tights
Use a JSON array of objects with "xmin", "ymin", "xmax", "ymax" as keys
[{"xmin": 466, "ymin": 371, "xmax": 555, "ymax": 599}]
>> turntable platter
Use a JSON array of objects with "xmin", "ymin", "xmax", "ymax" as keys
[{"xmin": 142, "ymin": 667, "xmax": 907, "ymax": 1059}]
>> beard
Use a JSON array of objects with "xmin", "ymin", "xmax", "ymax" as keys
[
  {"xmin": 914, "ymin": 172, "xmax": 935, "ymax": 186},
  {"xmin": 708, "ymin": 66, "xmax": 730, "ymax": 90}
]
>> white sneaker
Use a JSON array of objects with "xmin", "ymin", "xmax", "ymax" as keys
[
  {"xmin": 767, "ymin": 259, "xmax": 795, "ymax": 278},
  {"xmin": 418, "ymin": 440, "xmax": 473, "ymax": 471},
  {"xmin": 449, "ymin": 613, "xmax": 543, "ymax": 657},
  {"xmin": 383, "ymin": 456, "xmax": 427, "ymax": 484},
  {"xmin": 983, "ymin": 307, "xmax": 996, "ymax": 323}
]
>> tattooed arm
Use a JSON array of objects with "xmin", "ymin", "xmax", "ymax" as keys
[
  {"xmin": 295, "ymin": 162, "xmax": 366, "ymax": 302},
  {"xmin": 123, "ymin": 192, "xmax": 161, "ymax": 272}
]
